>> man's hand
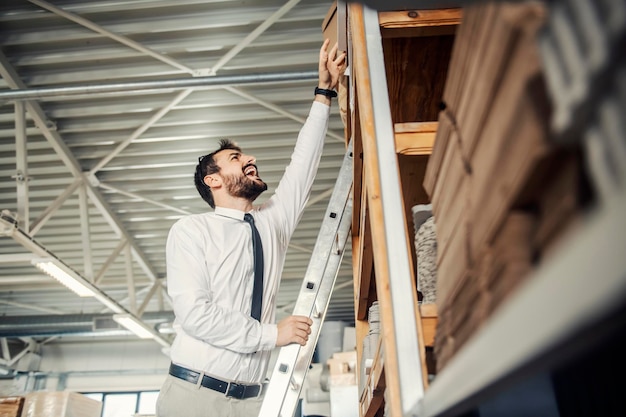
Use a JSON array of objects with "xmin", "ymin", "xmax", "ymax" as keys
[
  {"xmin": 318, "ymin": 39, "xmax": 346, "ymax": 91},
  {"xmin": 276, "ymin": 315, "xmax": 313, "ymax": 347}
]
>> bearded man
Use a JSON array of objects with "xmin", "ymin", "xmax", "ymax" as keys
[{"xmin": 156, "ymin": 39, "xmax": 345, "ymax": 417}]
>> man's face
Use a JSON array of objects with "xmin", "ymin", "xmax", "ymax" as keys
[{"xmin": 214, "ymin": 149, "xmax": 268, "ymax": 201}]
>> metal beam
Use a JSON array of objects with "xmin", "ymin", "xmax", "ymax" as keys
[
  {"xmin": 94, "ymin": 238, "xmax": 127, "ymax": 285},
  {"xmin": 14, "ymin": 101, "xmax": 29, "ymax": 233},
  {"xmin": 28, "ymin": 0, "xmax": 196, "ymax": 75},
  {"xmin": 0, "ymin": 50, "xmax": 160, "ymax": 283},
  {"xmin": 85, "ymin": 186, "xmax": 159, "ymax": 282},
  {"xmin": 0, "ymin": 299, "xmax": 63, "ymax": 315},
  {"xmin": 0, "ymin": 339, "xmax": 9, "ymax": 362},
  {"xmin": 0, "ymin": 71, "xmax": 318, "ymax": 101},
  {"xmin": 208, "ymin": 0, "xmax": 302, "ymax": 75},
  {"xmin": 225, "ymin": 86, "xmax": 345, "ymax": 143},
  {"xmin": 97, "ymin": 182, "xmax": 192, "ymax": 215},
  {"xmin": 0, "ymin": 213, "xmax": 171, "ymax": 347},
  {"xmin": 137, "ymin": 281, "xmax": 161, "ymax": 317},
  {"xmin": 29, "ymin": 179, "xmax": 81, "ymax": 236},
  {"xmin": 0, "ymin": 311, "xmax": 175, "ymax": 338},
  {"xmin": 0, "ymin": 254, "xmax": 38, "ymax": 263},
  {"xmin": 78, "ymin": 183, "xmax": 94, "ymax": 280},
  {"xmin": 125, "ymin": 244, "xmax": 137, "ymax": 314},
  {"xmin": 88, "ymin": 89, "xmax": 193, "ymax": 175}
]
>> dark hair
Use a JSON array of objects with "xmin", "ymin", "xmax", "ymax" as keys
[{"xmin": 194, "ymin": 139, "xmax": 241, "ymax": 208}]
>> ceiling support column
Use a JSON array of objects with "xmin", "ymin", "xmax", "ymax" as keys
[{"xmin": 14, "ymin": 101, "xmax": 29, "ymax": 233}]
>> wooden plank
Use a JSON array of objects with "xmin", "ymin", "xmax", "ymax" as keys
[
  {"xmin": 379, "ymin": 8, "xmax": 462, "ymax": 38},
  {"xmin": 394, "ymin": 122, "xmax": 437, "ymax": 155},
  {"xmin": 350, "ymin": 5, "xmax": 427, "ymax": 417},
  {"xmin": 441, "ymin": 3, "xmax": 499, "ymax": 116},
  {"xmin": 355, "ymin": 184, "xmax": 374, "ymax": 321},
  {"xmin": 355, "ymin": 316, "xmax": 371, "ymax": 408},
  {"xmin": 423, "ymin": 111, "xmax": 453, "ymax": 197},
  {"xmin": 395, "ymin": 121, "xmax": 439, "ymax": 134},
  {"xmin": 436, "ymin": 212, "xmax": 471, "ymax": 310},
  {"xmin": 467, "ymin": 37, "xmax": 549, "ymax": 261},
  {"xmin": 458, "ymin": 3, "xmax": 546, "ymax": 159},
  {"xmin": 360, "ymin": 336, "xmax": 386, "ymax": 417},
  {"xmin": 420, "ymin": 303, "xmax": 438, "ymax": 317},
  {"xmin": 429, "ymin": 133, "xmax": 469, "ymax": 266},
  {"xmin": 379, "ymin": 8, "xmax": 462, "ymax": 28},
  {"xmin": 351, "ymin": 87, "xmax": 364, "ymax": 246},
  {"xmin": 420, "ymin": 303, "xmax": 438, "ymax": 347}
]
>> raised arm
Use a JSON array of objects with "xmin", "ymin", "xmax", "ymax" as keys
[{"xmin": 315, "ymin": 39, "xmax": 347, "ymax": 105}]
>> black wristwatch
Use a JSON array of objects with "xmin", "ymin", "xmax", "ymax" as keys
[{"xmin": 314, "ymin": 87, "xmax": 338, "ymax": 98}]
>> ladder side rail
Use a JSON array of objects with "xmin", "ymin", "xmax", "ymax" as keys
[
  {"xmin": 259, "ymin": 141, "xmax": 354, "ymax": 417},
  {"xmin": 278, "ymin": 194, "xmax": 353, "ymax": 416}
]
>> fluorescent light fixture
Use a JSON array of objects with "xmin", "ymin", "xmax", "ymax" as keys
[
  {"xmin": 93, "ymin": 292, "xmax": 125, "ymax": 314},
  {"xmin": 32, "ymin": 259, "xmax": 95, "ymax": 297},
  {"xmin": 113, "ymin": 313, "xmax": 155, "ymax": 339}
]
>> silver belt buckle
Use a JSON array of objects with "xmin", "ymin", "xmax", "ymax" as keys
[
  {"xmin": 195, "ymin": 371, "xmax": 205, "ymax": 389},
  {"xmin": 256, "ymin": 382, "xmax": 265, "ymax": 398},
  {"xmin": 226, "ymin": 381, "xmax": 244, "ymax": 398}
]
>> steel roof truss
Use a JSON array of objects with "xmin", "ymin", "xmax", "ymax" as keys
[
  {"xmin": 125, "ymin": 244, "xmax": 137, "ymax": 313},
  {"xmin": 78, "ymin": 183, "xmax": 94, "ymax": 281},
  {"xmin": 29, "ymin": 179, "xmax": 81, "ymax": 237},
  {"xmin": 94, "ymin": 238, "xmax": 128, "ymax": 286},
  {"xmin": 28, "ymin": 0, "xmax": 196, "ymax": 75},
  {"xmin": 14, "ymin": 101, "xmax": 30, "ymax": 234}
]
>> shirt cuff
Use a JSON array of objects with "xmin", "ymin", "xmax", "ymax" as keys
[{"xmin": 260, "ymin": 323, "xmax": 278, "ymax": 350}]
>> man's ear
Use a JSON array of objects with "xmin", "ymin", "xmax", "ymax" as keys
[{"xmin": 204, "ymin": 174, "xmax": 221, "ymax": 189}]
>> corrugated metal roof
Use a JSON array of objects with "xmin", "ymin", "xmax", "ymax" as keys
[{"xmin": 0, "ymin": 0, "xmax": 354, "ymax": 354}]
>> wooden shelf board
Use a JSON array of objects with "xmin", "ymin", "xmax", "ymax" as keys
[
  {"xmin": 420, "ymin": 303, "xmax": 438, "ymax": 347},
  {"xmin": 379, "ymin": 8, "xmax": 462, "ymax": 38},
  {"xmin": 395, "ymin": 121, "xmax": 437, "ymax": 155}
]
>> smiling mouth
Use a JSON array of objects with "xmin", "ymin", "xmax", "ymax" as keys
[{"xmin": 243, "ymin": 164, "xmax": 259, "ymax": 179}]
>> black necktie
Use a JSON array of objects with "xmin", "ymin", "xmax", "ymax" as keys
[{"xmin": 244, "ymin": 213, "xmax": 264, "ymax": 321}]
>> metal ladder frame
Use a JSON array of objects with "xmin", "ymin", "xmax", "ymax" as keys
[{"xmin": 258, "ymin": 140, "xmax": 354, "ymax": 417}]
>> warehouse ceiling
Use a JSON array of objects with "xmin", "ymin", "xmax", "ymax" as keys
[{"xmin": 0, "ymin": 0, "xmax": 355, "ymax": 364}]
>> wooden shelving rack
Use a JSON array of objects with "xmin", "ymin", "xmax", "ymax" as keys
[{"xmin": 327, "ymin": 1, "xmax": 626, "ymax": 417}]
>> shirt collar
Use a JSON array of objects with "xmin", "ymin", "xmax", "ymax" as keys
[{"xmin": 214, "ymin": 206, "xmax": 248, "ymax": 221}]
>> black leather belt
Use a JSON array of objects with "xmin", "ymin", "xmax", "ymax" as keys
[{"xmin": 169, "ymin": 363, "xmax": 263, "ymax": 399}]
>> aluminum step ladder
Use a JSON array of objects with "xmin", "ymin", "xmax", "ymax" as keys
[{"xmin": 258, "ymin": 141, "xmax": 354, "ymax": 417}]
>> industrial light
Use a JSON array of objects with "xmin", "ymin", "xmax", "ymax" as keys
[
  {"xmin": 92, "ymin": 292, "xmax": 125, "ymax": 314},
  {"xmin": 113, "ymin": 313, "xmax": 155, "ymax": 339},
  {"xmin": 32, "ymin": 259, "xmax": 95, "ymax": 297}
]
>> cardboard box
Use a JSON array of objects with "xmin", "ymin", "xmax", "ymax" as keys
[
  {"xmin": 0, "ymin": 396, "xmax": 24, "ymax": 417},
  {"xmin": 21, "ymin": 392, "xmax": 101, "ymax": 417},
  {"xmin": 321, "ymin": 0, "xmax": 347, "ymax": 51},
  {"xmin": 326, "ymin": 350, "xmax": 357, "ymax": 376}
]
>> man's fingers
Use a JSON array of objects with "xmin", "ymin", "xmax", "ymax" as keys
[
  {"xmin": 292, "ymin": 315, "xmax": 312, "ymax": 324},
  {"xmin": 319, "ymin": 39, "xmax": 330, "ymax": 61},
  {"xmin": 277, "ymin": 315, "xmax": 313, "ymax": 347},
  {"xmin": 328, "ymin": 42, "xmax": 339, "ymax": 60},
  {"xmin": 334, "ymin": 51, "xmax": 346, "ymax": 66}
]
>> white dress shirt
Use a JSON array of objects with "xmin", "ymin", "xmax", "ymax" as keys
[{"xmin": 166, "ymin": 101, "xmax": 330, "ymax": 384}]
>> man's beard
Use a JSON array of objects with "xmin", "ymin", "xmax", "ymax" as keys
[{"xmin": 223, "ymin": 173, "xmax": 268, "ymax": 202}]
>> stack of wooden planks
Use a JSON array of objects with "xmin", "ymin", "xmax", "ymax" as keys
[{"xmin": 423, "ymin": 1, "xmax": 591, "ymax": 371}]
